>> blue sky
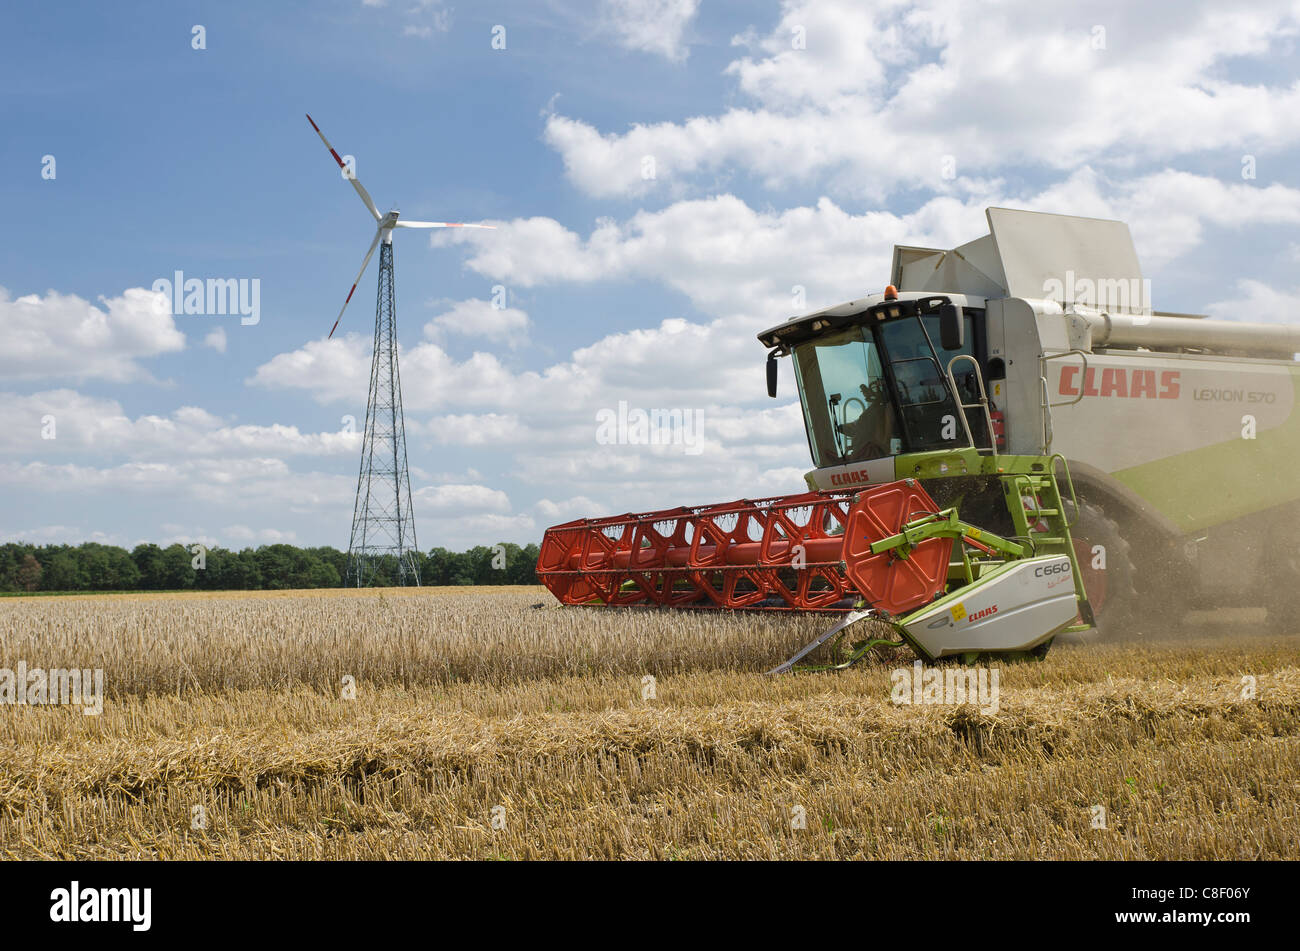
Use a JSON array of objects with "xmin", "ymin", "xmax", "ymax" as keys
[{"xmin": 2, "ymin": 0, "xmax": 1299, "ymax": 551}]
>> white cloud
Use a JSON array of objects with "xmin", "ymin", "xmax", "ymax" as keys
[
  {"xmin": 429, "ymin": 197, "xmax": 904, "ymax": 318},
  {"xmin": 724, "ymin": 0, "xmax": 905, "ymax": 109},
  {"xmin": 223, "ymin": 524, "xmax": 299, "ymax": 544},
  {"xmin": 535, "ymin": 496, "xmax": 606, "ymax": 522},
  {"xmin": 413, "ymin": 483, "xmax": 512, "ymax": 513},
  {"xmin": 598, "ymin": 0, "xmax": 700, "ymax": 61},
  {"xmin": 412, "ymin": 484, "xmax": 538, "ymax": 548},
  {"xmin": 0, "ymin": 285, "xmax": 185, "ymax": 382},
  {"xmin": 0, "ymin": 390, "xmax": 361, "ymax": 459},
  {"xmin": 420, "ymin": 466, "xmax": 483, "ymax": 483},
  {"xmin": 432, "ymin": 172, "xmax": 1300, "ymax": 314},
  {"xmin": 0, "ymin": 524, "xmax": 108, "ymax": 545},
  {"xmin": 424, "ymin": 298, "xmax": 530, "ymax": 345},
  {"xmin": 544, "ymin": 0, "xmax": 1300, "ymax": 200},
  {"xmin": 421, "ymin": 413, "xmax": 526, "ymax": 446},
  {"xmin": 1207, "ymin": 279, "xmax": 1300, "ymax": 324},
  {"xmin": 0, "ymin": 458, "xmax": 356, "ymax": 513},
  {"xmin": 203, "ymin": 327, "xmax": 228, "ymax": 353},
  {"xmin": 248, "ymin": 336, "xmax": 372, "ymax": 405},
  {"xmin": 253, "ymin": 333, "xmax": 553, "ymax": 411},
  {"xmin": 423, "ymin": 511, "xmax": 538, "ymax": 547},
  {"xmin": 153, "ymin": 530, "xmax": 220, "ymax": 548},
  {"xmin": 253, "ymin": 315, "xmax": 764, "ymax": 415}
]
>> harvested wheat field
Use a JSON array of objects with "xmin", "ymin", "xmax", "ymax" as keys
[{"xmin": 1, "ymin": 587, "xmax": 1297, "ymax": 860}]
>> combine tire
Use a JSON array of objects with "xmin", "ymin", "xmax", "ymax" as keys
[{"xmin": 1068, "ymin": 501, "xmax": 1140, "ymax": 641}]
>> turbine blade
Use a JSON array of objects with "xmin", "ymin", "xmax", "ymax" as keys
[
  {"xmin": 329, "ymin": 228, "xmax": 384, "ymax": 339},
  {"xmin": 305, "ymin": 113, "xmax": 382, "ymax": 222},
  {"xmin": 393, "ymin": 220, "xmax": 497, "ymax": 230},
  {"xmin": 347, "ymin": 178, "xmax": 382, "ymax": 224}
]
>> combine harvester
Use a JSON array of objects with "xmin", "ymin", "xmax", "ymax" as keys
[{"xmin": 538, "ymin": 209, "xmax": 1300, "ymax": 670}]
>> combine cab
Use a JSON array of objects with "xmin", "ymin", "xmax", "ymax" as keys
[{"xmin": 538, "ymin": 208, "xmax": 1300, "ymax": 668}]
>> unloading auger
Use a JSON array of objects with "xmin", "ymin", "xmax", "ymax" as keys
[{"xmin": 538, "ymin": 446, "xmax": 1095, "ymax": 671}]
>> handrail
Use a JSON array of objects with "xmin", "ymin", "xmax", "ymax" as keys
[
  {"xmin": 1038, "ymin": 349, "xmax": 1090, "ymax": 455},
  {"xmin": 1051, "ymin": 453, "xmax": 1081, "ymax": 529},
  {"xmin": 944, "ymin": 354, "xmax": 998, "ymax": 460},
  {"xmin": 1042, "ymin": 350, "xmax": 1090, "ymax": 408}
]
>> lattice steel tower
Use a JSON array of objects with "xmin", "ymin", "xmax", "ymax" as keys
[
  {"xmin": 346, "ymin": 238, "xmax": 420, "ymax": 586},
  {"xmin": 305, "ymin": 113, "xmax": 494, "ymax": 585}
]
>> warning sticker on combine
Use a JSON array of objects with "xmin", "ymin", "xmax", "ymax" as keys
[{"xmin": 950, "ymin": 603, "xmax": 967, "ymax": 621}]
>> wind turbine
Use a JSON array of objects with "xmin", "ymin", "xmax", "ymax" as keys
[{"xmin": 306, "ymin": 113, "xmax": 495, "ymax": 587}]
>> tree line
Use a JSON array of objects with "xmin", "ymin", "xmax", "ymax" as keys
[{"xmin": 0, "ymin": 541, "xmax": 541, "ymax": 593}]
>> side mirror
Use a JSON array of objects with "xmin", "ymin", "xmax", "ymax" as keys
[
  {"xmin": 766, "ymin": 351, "xmax": 779, "ymax": 398},
  {"xmin": 939, "ymin": 303, "xmax": 964, "ymax": 351}
]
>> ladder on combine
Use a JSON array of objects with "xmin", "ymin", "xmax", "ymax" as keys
[
  {"xmin": 943, "ymin": 353, "xmax": 1096, "ymax": 632},
  {"xmin": 1004, "ymin": 457, "xmax": 1095, "ymax": 628}
]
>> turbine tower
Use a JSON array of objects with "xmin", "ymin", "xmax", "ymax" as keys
[{"xmin": 306, "ymin": 114, "xmax": 494, "ymax": 586}]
